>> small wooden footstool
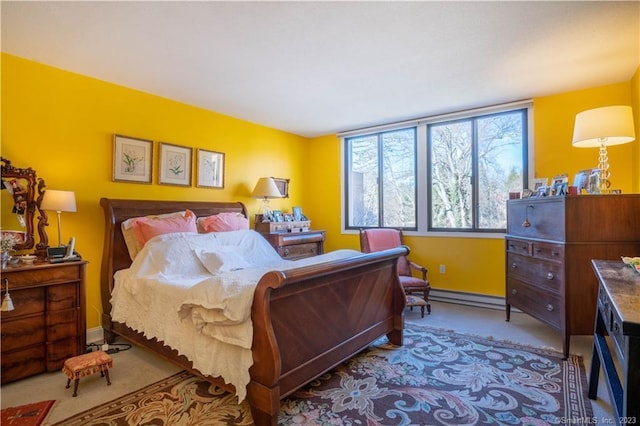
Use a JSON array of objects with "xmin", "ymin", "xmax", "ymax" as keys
[
  {"xmin": 406, "ymin": 294, "xmax": 429, "ymax": 318},
  {"xmin": 63, "ymin": 351, "xmax": 113, "ymax": 397}
]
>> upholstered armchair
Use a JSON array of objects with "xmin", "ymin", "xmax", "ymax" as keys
[{"xmin": 359, "ymin": 228, "xmax": 431, "ymax": 315}]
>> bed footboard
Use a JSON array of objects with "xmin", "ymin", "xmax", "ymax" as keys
[{"xmin": 247, "ymin": 247, "xmax": 407, "ymax": 425}]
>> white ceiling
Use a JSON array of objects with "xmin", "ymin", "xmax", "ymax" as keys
[{"xmin": 2, "ymin": 1, "xmax": 639, "ymax": 137}]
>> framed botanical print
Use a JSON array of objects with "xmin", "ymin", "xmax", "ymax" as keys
[
  {"xmin": 112, "ymin": 134, "xmax": 153, "ymax": 183},
  {"xmin": 158, "ymin": 142, "xmax": 192, "ymax": 186},
  {"xmin": 196, "ymin": 149, "xmax": 225, "ymax": 188}
]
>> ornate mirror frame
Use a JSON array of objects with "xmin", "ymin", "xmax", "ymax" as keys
[{"xmin": 1, "ymin": 157, "xmax": 49, "ymax": 252}]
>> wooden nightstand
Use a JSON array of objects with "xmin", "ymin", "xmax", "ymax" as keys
[
  {"xmin": 260, "ymin": 230, "xmax": 325, "ymax": 260},
  {"xmin": 1, "ymin": 260, "xmax": 87, "ymax": 384}
]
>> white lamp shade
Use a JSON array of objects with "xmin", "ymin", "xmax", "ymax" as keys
[
  {"xmin": 572, "ymin": 105, "xmax": 635, "ymax": 148},
  {"xmin": 251, "ymin": 177, "xmax": 282, "ymax": 199},
  {"xmin": 41, "ymin": 190, "xmax": 77, "ymax": 212}
]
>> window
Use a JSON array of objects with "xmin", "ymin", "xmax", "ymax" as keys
[
  {"xmin": 345, "ymin": 127, "xmax": 417, "ymax": 229},
  {"xmin": 342, "ymin": 102, "xmax": 530, "ymax": 234},
  {"xmin": 428, "ymin": 109, "xmax": 527, "ymax": 231}
]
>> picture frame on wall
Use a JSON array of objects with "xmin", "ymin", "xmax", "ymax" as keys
[
  {"xmin": 196, "ymin": 149, "xmax": 225, "ymax": 188},
  {"xmin": 112, "ymin": 134, "xmax": 153, "ymax": 183},
  {"xmin": 158, "ymin": 142, "xmax": 192, "ymax": 186},
  {"xmin": 271, "ymin": 177, "xmax": 290, "ymax": 198}
]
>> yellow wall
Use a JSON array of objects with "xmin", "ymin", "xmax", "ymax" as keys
[
  {"xmin": 1, "ymin": 53, "xmax": 309, "ymax": 328},
  {"xmin": 308, "ymin": 78, "xmax": 639, "ymax": 297},
  {"xmin": 534, "ymin": 80, "xmax": 634, "ymax": 193},
  {"xmin": 2, "ymin": 53, "xmax": 639, "ymax": 330},
  {"xmin": 631, "ymin": 67, "xmax": 640, "ymax": 192}
]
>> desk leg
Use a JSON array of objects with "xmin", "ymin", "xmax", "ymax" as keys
[
  {"xmin": 588, "ymin": 339, "xmax": 601, "ymax": 400},
  {"xmin": 625, "ymin": 336, "xmax": 640, "ymax": 419}
]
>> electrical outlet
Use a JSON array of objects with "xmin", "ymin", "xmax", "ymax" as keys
[{"xmin": 439, "ymin": 264, "xmax": 446, "ymax": 274}]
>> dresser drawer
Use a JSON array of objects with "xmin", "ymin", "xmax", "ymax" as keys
[
  {"xmin": 2, "ymin": 264, "xmax": 82, "ymax": 288},
  {"xmin": 531, "ymin": 241, "xmax": 564, "ymax": 261},
  {"xmin": 279, "ymin": 243, "xmax": 320, "ymax": 260},
  {"xmin": 507, "ymin": 279, "xmax": 562, "ymax": 328},
  {"xmin": 47, "ymin": 337, "xmax": 80, "ymax": 370},
  {"xmin": 0, "ymin": 287, "xmax": 45, "ymax": 320},
  {"xmin": 609, "ymin": 309, "xmax": 625, "ymax": 361},
  {"xmin": 1, "ymin": 345, "xmax": 46, "ymax": 384},
  {"xmin": 47, "ymin": 282, "xmax": 78, "ymax": 311},
  {"xmin": 597, "ymin": 284, "xmax": 625, "ymax": 362},
  {"xmin": 262, "ymin": 230, "xmax": 325, "ymax": 260},
  {"xmin": 506, "ymin": 238, "xmax": 532, "ymax": 256},
  {"xmin": 47, "ymin": 309, "xmax": 78, "ymax": 341},
  {"xmin": 507, "ymin": 253, "xmax": 563, "ymax": 294},
  {"xmin": 507, "ymin": 198, "xmax": 565, "ymax": 240},
  {"xmin": 1, "ymin": 316, "xmax": 46, "ymax": 351}
]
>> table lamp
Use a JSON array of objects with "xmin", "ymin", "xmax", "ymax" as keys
[
  {"xmin": 251, "ymin": 177, "xmax": 282, "ymax": 221},
  {"xmin": 572, "ymin": 105, "xmax": 635, "ymax": 193},
  {"xmin": 41, "ymin": 189, "xmax": 77, "ymax": 247}
]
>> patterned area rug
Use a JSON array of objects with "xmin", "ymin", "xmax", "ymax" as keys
[
  {"xmin": 54, "ymin": 325, "xmax": 593, "ymax": 425},
  {"xmin": 1, "ymin": 400, "xmax": 55, "ymax": 426}
]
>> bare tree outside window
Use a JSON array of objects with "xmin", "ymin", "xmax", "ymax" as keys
[
  {"xmin": 346, "ymin": 128, "xmax": 416, "ymax": 229},
  {"xmin": 343, "ymin": 104, "xmax": 528, "ymax": 233},
  {"xmin": 429, "ymin": 109, "xmax": 526, "ymax": 231}
]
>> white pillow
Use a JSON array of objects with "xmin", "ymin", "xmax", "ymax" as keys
[{"xmin": 194, "ymin": 246, "xmax": 253, "ymax": 275}]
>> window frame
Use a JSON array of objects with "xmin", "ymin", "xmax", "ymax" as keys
[
  {"xmin": 427, "ymin": 107, "xmax": 529, "ymax": 233},
  {"xmin": 343, "ymin": 126, "xmax": 418, "ymax": 231},
  {"xmin": 340, "ymin": 101, "xmax": 533, "ymax": 236}
]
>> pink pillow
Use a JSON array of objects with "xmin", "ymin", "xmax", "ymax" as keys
[
  {"xmin": 133, "ymin": 210, "xmax": 197, "ymax": 247},
  {"xmin": 198, "ymin": 212, "xmax": 249, "ymax": 233}
]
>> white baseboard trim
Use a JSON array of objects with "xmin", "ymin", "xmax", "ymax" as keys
[
  {"xmin": 86, "ymin": 290, "xmax": 516, "ymax": 344},
  {"xmin": 87, "ymin": 326, "xmax": 104, "ymax": 344},
  {"xmin": 430, "ymin": 288, "xmax": 519, "ymax": 312}
]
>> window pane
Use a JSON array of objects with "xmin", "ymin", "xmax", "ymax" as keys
[
  {"xmin": 381, "ymin": 129, "xmax": 416, "ymax": 227},
  {"xmin": 477, "ymin": 111, "xmax": 524, "ymax": 228},
  {"xmin": 347, "ymin": 135, "xmax": 379, "ymax": 227},
  {"xmin": 430, "ymin": 121, "xmax": 473, "ymax": 229}
]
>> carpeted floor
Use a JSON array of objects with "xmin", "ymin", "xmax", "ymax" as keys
[{"xmin": 53, "ymin": 324, "xmax": 592, "ymax": 425}]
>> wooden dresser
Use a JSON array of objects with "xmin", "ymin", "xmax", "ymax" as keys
[
  {"xmin": 1, "ymin": 261, "xmax": 87, "ymax": 384},
  {"xmin": 505, "ymin": 195, "xmax": 640, "ymax": 358},
  {"xmin": 260, "ymin": 230, "xmax": 325, "ymax": 260}
]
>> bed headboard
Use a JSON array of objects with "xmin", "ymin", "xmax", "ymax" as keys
[{"xmin": 100, "ymin": 198, "xmax": 248, "ymax": 315}]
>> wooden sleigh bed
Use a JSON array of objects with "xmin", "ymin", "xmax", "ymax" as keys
[{"xmin": 100, "ymin": 198, "xmax": 407, "ymax": 425}]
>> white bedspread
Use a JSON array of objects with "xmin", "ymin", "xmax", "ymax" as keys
[{"xmin": 110, "ymin": 229, "xmax": 359, "ymax": 401}]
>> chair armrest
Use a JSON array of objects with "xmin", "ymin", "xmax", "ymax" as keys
[{"xmin": 409, "ymin": 261, "xmax": 428, "ymax": 281}]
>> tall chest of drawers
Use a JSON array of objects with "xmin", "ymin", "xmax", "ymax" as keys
[
  {"xmin": 505, "ymin": 195, "xmax": 640, "ymax": 358},
  {"xmin": 1, "ymin": 261, "xmax": 87, "ymax": 384}
]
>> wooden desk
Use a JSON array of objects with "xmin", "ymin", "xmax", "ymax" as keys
[{"xmin": 588, "ymin": 260, "xmax": 640, "ymax": 423}]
